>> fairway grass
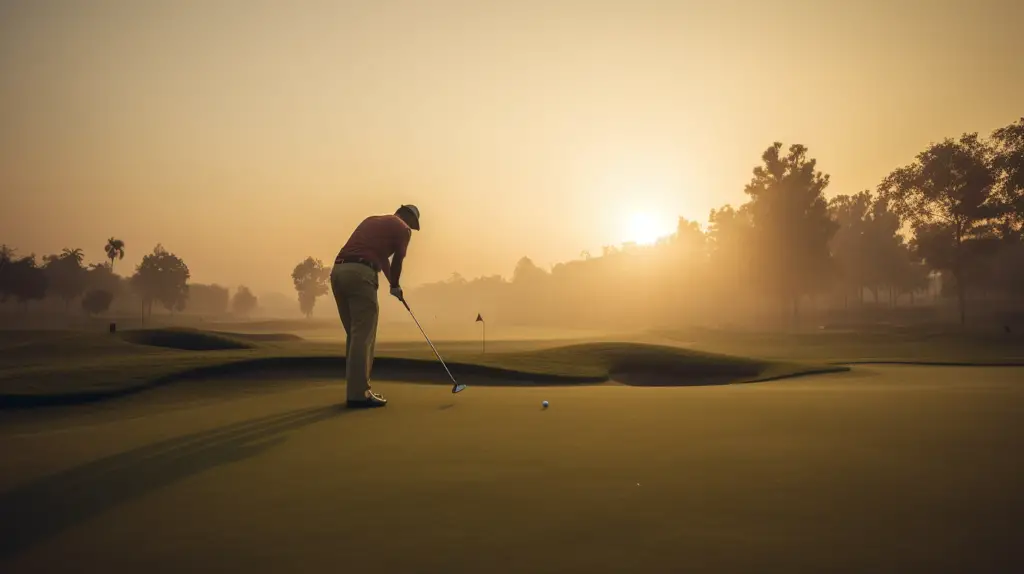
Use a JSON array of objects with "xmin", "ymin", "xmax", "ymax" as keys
[
  {"xmin": 0, "ymin": 328, "xmax": 845, "ymax": 407},
  {"xmin": 2, "ymin": 366, "xmax": 1023, "ymax": 573}
]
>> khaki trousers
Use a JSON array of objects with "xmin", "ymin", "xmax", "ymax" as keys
[{"xmin": 330, "ymin": 262, "xmax": 380, "ymax": 400}]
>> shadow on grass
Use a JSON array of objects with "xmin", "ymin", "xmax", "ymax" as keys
[
  {"xmin": 606, "ymin": 352, "xmax": 764, "ymax": 386},
  {"xmin": 0, "ymin": 405, "xmax": 347, "ymax": 561},
  {"xmin": 119, "ymin": 328, "xmax": 255, "ymax": 351},
  {"xmin": 610, "ymin": 370, "xmax": 738, "ymax": 386}
]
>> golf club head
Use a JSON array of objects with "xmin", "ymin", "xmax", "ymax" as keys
[{"xmin": 452, "ymin": 383, "xmax": 468, "ymax": 394}]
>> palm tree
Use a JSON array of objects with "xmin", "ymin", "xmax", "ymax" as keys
[
  {"xmin": 104, "ymin": 238, "xmax": 125, "ymax": 273},
  {"xmin": 61, "ymin": 248, "xmax": 85, "ymax": 265}
]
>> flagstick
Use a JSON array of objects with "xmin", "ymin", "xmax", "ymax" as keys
[{"xmin": 476, "ymin": 313, "xmax": 486, "ymax": 354}]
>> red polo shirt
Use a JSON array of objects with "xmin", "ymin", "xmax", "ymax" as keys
[{"xmin": 336, "ymin": 215, "xmax": 411, "ymax": 274}]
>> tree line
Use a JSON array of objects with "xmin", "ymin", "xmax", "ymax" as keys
[
  {"xmin": 406, "ymin": 118, "xmax": 1024, "ymax": 328},
  {"xmin": 0, "ymin": 239, "xmax": 260, "ymax": 320},
  {"xmin": 5, "ymin": 117, "xmax": 1021, "ymax": 328},
  {"xmin": 0, "ymin": 235, "xmax": 338, "ymax": 321}
]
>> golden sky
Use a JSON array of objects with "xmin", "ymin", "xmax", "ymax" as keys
[{"xmin": 2, "ymin": 0, "xmax": 1022, "ymax": 295}]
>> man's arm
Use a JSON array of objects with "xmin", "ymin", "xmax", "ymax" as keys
[
  {"xmin": 388, "ymin": 228, "xmax": 412, "ymax": 288},
  {"xmin": 389, "ymin": 254, "xmax": 404, "ymax": 289}
]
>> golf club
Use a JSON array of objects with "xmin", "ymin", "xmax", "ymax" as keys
[{"xmin": 401, "ymin": 297, "xmax": 466, "ymax": 394}]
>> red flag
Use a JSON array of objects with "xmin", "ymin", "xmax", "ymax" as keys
[{"xmin": 475, "ymin": 313, "xmax": 483, "ymax": 322}]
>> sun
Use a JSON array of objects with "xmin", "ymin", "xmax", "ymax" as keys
[{"xmin": 623, "ymin": 211, "xmax": 673, "ymax": 245}]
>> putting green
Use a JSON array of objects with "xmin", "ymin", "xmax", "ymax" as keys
[{"xmin": 1, "ymin": 365, "xmax": 1022, "ymax": 573}]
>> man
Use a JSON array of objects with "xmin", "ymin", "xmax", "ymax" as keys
[{"xmin": 331, "ymin": 204, "xmax": 420, "ymax": 408}]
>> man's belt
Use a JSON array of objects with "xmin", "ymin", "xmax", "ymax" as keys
[{"xmin": 336, "ymin": 257, "xmax": 380, "ymax": 272}]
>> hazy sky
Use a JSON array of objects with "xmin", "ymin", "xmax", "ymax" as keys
[{"xmin": 2, "ymin": 0, "xmax": 1022, "ymax": 295}]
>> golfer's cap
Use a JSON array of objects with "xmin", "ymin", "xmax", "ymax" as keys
[{"xmin": 399, "ymin": 204, "xmax": 420, "ymax": 230}]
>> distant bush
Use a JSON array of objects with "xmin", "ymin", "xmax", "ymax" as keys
[
  {"xmin": 81, "ymin": 289, "xmax": 114, "ymax": 315},
  {"xmin": 232, "ymin": 285, "xmax": 258, "ymax": 317}
]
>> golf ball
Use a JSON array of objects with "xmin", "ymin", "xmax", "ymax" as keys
[{"xmin": 542, "ymin": 400, "xmax": 549, "ymax": 408}]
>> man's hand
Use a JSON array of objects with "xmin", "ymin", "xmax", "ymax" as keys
[{"xmin": 389, "ymin": 286, "xmax": 404, "ymax": 301}]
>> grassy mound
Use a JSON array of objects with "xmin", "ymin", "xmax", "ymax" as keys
[
  {"xmin": 462, "ymin": 343, "xmax": 766, "ymax": 386},
  {"xmin": 119, "ymin": 328, "xmax": 255, "ymax": 351},
  {"xmin": 0, "ymin": 329, "xmax": 847, "ymax": 408}
]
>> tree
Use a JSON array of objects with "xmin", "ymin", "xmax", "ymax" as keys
[
  {"xmin": 131, "ymin": 244, "xmax": 190, "ymax": 321},
  {"xmin": 985, "ymin": 240, "xmax": 1024, "ymax": 299},
  {"xmin": 706, "ymin": 204, "xmax": 755, "ymax": 289},
  {"xmin": 861, "ymin": 196, "xmax": 909, "ymax": 304},
  {"xmin": 707, "ymin": 204, "xmax": 753, "ymax": 250},
  {"xmin": 991, "ymin": 117, "xmax": 1024, "ymax": 234},
  {"xmin": 509, "ymin": 256, "xmax": 549, "ymax": 323},
  {"xmin": 291, "ymin": 257, "xmax": 329, "ymax": 318},
  {"xmin": 512, "ymin": 256, "xmax": 547, "ymax": 284},
  {"xmin": 743, "ymin": 142, "xmax": 838, "ymax": 325},
  {"xmin": 0, "ymin": 245, "xmax": 15, "ymax": 301},
  {"xmin": 674, "ymin": 217, "xmax": 706, "ymax": 251},
  {"xmin": 892, "ymin": 248, "xmax": 932, "ymax": 304},
  {"xmin": 188, "ymin": 283, "xmax": 231, "ymax": 315},
  {"xmin": 104, "ymin": 238, "xmax": 126, "ymax": 274},
  {"xmin": 3, "ymin": 255, "xmax": 48, "ymax": 308},
  {"xmin": 43, "ymin": 248, "xmax": 87, "ymax": 312},
  {"xmin": 828, "ymin": 192, "xmax": 873, "ymax": 305},
  {"xmin": 232, "ymin": 286, "xmax": 259, "ymax": 317},
  {"xmin": 0, "ymin": 244, "xmax": 15, "ymax": 268},
  {"xmin": 86, "ymin": 262, "xmax": 122, "ymax": 294},
  {"xmin": 878, "ymin": 133, "xmax": 1000, "ymax": 324},
  {"xmin": 81, "ymin": 289, "xmax": 114, "ymax": 315}
]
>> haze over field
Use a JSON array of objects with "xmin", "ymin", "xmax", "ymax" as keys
[
  {"xmin": 4, "ymin": 5, "xmax": 1024, "ymax": 571},
  {"xmin": 2, "ymin": 0, "xmax": 1023, "ymax": 299}
]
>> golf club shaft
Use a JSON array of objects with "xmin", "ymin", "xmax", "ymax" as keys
[{"xmin": 403, "ymin": 300, "xmax": 459, "ymax": 386}]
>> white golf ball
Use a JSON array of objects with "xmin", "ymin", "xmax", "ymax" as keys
[{"xmin": 542, "ymin": 400, "xmax": 549, "ymax": 408}]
